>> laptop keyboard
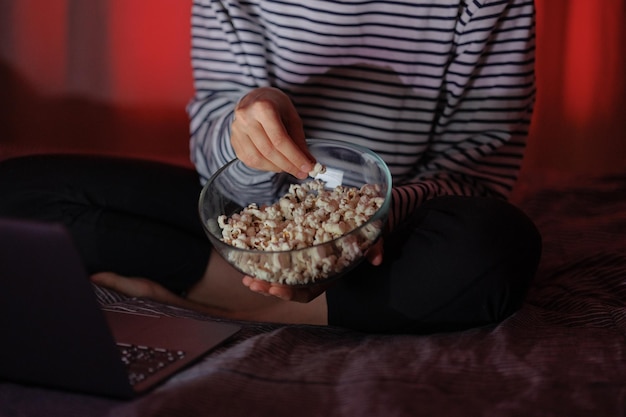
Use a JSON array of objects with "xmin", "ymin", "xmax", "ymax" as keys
[{"xmin": 117, "ymin": 342, "xmax": 186, "ymax": 386}]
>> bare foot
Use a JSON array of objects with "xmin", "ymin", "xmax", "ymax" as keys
[
  {"xmin": 91, "ymin": 272, "xmax": 234, "ymax": 317},
  {"xmin": 91, "ymin": 270, "xmax": 328, "ymax": 325}
]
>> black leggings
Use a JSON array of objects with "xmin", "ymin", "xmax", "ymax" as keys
[
  {"xmin": 0, "ymin": 155, "xmax": 209, "ymax": 293},
  {"xmin": 0, "ymin": 154, "xmax": 541, "ymax": 334}
]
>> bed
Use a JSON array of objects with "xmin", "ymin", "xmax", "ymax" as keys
[{"xmin": 1, "ymin": 171, "xmax": 625, "ymax": 417}]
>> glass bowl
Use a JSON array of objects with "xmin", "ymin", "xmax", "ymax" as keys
[{"xmin": 198, "ymin": 139, "xmax": 392, "ymax": 287}]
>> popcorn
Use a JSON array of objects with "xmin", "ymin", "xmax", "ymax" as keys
[
  {"xmin": 308, "ymin": 162, "xmax": 326, "ymax": 177},
  {"xmin": 214, "ymin": 176, "xmax": 385, "ymax": 285}
]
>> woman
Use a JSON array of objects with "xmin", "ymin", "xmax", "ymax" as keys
[{"xmin": 0, "ymin": 0, "xmax": 541, "ymax": 334}]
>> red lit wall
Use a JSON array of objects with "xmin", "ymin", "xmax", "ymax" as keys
[
  {"xmin": 527, "ymin": 0, "xmax": 626, "ymax": 176},
  {"xmin": 1, "ymin": 0, "xmax": 625, "ymax": 177}
]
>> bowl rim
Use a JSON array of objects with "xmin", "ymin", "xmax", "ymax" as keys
[{"xmin": 198, "ymin": 138, "xmax": 393, "ymax": 255}]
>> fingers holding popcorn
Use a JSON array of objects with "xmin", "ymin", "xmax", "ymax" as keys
[{"xmin": 231, "ymin": 87, "xmax": 314, "ymax": 178}]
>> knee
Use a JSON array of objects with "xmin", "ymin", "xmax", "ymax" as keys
[
  {"xmin": 475, "ymin": 197, "xmax": 542, "ymax": 284},
  {"xmin": 0, "ymin": 156, "xmax": 41, "ymax": 217},
  {"xmin": 418, "ymin": 195, "xmax": 542, "ymax": 275},
  {"xmin": 387, "ymin": 196, "xmax": 542, "ymax": 329}
]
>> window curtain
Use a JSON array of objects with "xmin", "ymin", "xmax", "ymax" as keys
[{"xmin": 1, "ymin": 0, "xmax": 624, "ymax": 175}]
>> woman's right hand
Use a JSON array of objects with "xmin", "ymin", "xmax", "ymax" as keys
[{"xmin": 231, "ymin": 86, "xmax": 314, "ymax": 179}]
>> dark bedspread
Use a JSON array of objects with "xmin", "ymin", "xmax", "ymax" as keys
[{"xmin": 2, "ymin": 173, "xmax": 625, "ymax": 417}]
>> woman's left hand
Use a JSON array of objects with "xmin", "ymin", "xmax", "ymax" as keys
[
  {"xmin": 241, "ymin": 238, "xmax": 384, "ymax": 302},
  {"xmin": 241, "ymin": 276, "xmax": 330, "ymax": 303}
]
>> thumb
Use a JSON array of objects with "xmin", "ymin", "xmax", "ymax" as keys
[{"xmin": 366, "ymin": 239, "xmax": 384, "ymax": 266}]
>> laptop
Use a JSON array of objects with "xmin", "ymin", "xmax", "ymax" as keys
[{"xmin": 0, "ymin": 218, "xmax": 241, "ymax": 399}]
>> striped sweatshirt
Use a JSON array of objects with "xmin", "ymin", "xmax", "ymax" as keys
[{"xmin": 187, "ymin": 0, "xmax": 536, "ymax": 230}]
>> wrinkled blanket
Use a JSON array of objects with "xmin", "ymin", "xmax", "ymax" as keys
[{"xmin": 1, "ymin": 173, "xmax": 625, "ymax": 417}]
